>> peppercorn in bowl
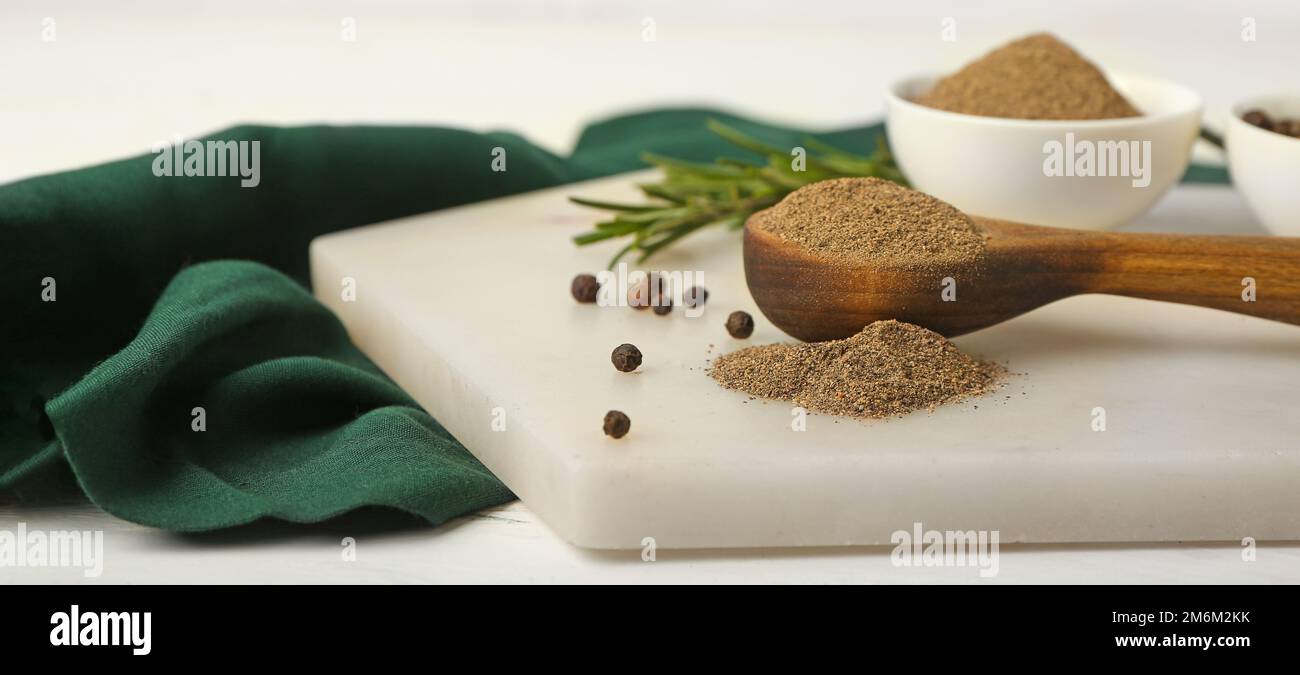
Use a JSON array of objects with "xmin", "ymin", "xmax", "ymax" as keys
[{"xmin": 1226, "ymin": 94, "xmax": 1300, "ymax": 236}]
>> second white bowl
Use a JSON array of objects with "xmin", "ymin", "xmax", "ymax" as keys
[
  {"xmin": 1226, "ymin": 95, "xmax": 1300, "ymax": 236},
  {"xmin": 884, "ymin": 73, "xmax": 1203, "ymax": 230}
]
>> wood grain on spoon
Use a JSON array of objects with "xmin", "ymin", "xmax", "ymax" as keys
[{"xmin": 744, "ymin": 216, "xmax": 1300, "ymax": 341}]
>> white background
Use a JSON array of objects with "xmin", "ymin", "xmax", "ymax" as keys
[
  {"xmin": 3, "ymin": 0, "xmax": 1298, "ymax": 184},
  {"xmin": 3, "ymin": 0, "xmax": 1299, "ymax": 583}
]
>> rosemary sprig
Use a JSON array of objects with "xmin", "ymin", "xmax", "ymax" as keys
[{"xmin": 570, "ymin": 119, "xmax": 907, "ymax": 267}]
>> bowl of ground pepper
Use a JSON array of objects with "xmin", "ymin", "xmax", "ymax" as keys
[
  {"xmin": 885, "ymin": 33, "xmax": 1202, "ymax": 230},
  {"xmin": 1226, "ymin": 94, "xmax": 1300, "ymax": 236}
]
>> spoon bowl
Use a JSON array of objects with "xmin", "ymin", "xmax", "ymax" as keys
[{"xmin": 744, "ymin": 215, "xmax": 1300, "ymax": 341}]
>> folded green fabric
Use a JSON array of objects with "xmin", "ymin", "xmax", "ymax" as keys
[
  {"xmin": 47, "ymin": 260, "xmax": 520, "ymax": 529},
  {"xmin": 0, "ymin": 109, "xmax": 1229, "ymax": 531}
]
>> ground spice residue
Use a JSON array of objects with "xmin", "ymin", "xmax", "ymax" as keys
[
  {"xmin": 709, "ymin": 320, "xmax": 1003, "ymax": 419},
  {"xmin": 916, "ymin": 33, "xmax": 1140, "ymax": 120},
  {"xmin": 749, "ymin": 177, "xmax": 985, "ymax": 270}
]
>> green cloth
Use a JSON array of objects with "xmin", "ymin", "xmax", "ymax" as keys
[{"xmin": 0, "ymin": 109, "xmax": 1230, "ymax": 531}]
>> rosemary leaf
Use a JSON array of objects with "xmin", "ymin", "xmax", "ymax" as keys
[
  {"xmin": 568, "ymin": 196, "xmax": 663, "ymax": 212},
  {"xmin": 571, "ymin": 119, "xmax": 906, "ymax": 267}
]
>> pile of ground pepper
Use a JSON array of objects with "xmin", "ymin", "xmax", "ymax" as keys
[
  {"xmin": 749, "ymin": 177, "xmax": 986, "ymax": 270},
  {"xmin": 709, "ymin": 320, "xmax": 1003, "ymax": 419},
  {"xmin": 916, "ymin": 33, "xmax": 1140, "ymax": 120}
]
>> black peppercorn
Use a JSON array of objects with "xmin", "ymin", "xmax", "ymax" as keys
[
  {"xmin": 628, "ymin": 273, "xmax": 669, "ymax": 311},
  {"xmin": 725, "ymin": 311, "xmax": 754, "ymax": 338},
  {"xmin": 627, "ymin": 278, "xmax": 650, "ymax": 310},
  {"xmin": 603, "ymin": 410, "xmax": 631, "ymax": 439},
  {"xmin": 653, "ymin": 299, "xmax": 672, "ymax": 315},
  {"xmin": 611, "ymin": 343, "xmax": 642, "ymax": 372},
  {"xmin": 683, "ymin": 285, "xmax": 709, "ymax": 309},
  {"xmin": 650, "ymin": 272, "xmax": 669, "ymax": 303},
  {"xmin": 571, "ymin": 273, "xmax": 600, "ymax": 303}
]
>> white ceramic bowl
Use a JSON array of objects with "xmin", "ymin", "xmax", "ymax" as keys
[
  {"xmin": 1226, "ymin": 95, "xmax": 1300, "ymax": 236},
  {"xmin": 885, "ymin": 73, "xmax": 1203, "ymax": 230}
]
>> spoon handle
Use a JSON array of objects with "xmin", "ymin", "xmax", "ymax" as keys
[{"xmin": 1077, "ymin": 232, "xmax": 1300, "ymax": 326}]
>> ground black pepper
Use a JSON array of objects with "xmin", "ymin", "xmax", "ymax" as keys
[
  {"xmin": 917, "ymin": 33, "xmax": 1140, "ymax": 120},
  {"xmin": 751, "ymin": 177, "xmax": 984, "ymax": 270},
  {"xmin": 603, "ymin": 410, "xmax": 631, "ymax": 438},
  {"xmin": 726, "ymin": 311, "xmax": 754, "ymax": 338},
  {"xmin": 611, "ymin": 343, "xmax": 642, "ymax": 372},
  {"xmin": 571, "ymin": 273, "xmax": 600, "ymax": 303},
  {"xmin": 709, "ymin": 320, "xmax": 1004, "ymax": 419}
]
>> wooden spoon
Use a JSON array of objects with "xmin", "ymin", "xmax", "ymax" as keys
[{"xmin": 744, "ymin": 216, "xmax": 1300, "ymax": 341}]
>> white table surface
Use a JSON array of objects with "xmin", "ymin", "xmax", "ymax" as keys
[
  {"xmin": 4, "ymin": 0, "xmax": 1299, "ymax": 583},
  {"xmin": 6, "ymin": 500, "xmax": 1299, "ymax": 584}
]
